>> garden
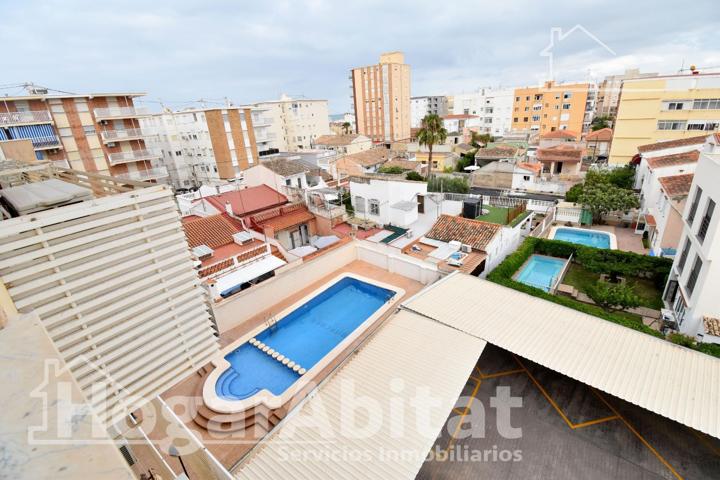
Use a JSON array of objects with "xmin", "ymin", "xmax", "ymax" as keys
[{"xmin": 488, "ymin": 237, "xmax": 720, "ymax": 358}]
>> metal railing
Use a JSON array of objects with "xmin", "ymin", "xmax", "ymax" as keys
[
  {"xmin": 100, "ymin": 128, "xmax": 151, "ymax": 142},
  {"xmin": 0, "ymin": 110, "xmax": 53, "ymax": 126},
  {"xmin": 251, "ymin": 115, "xmax": 274, "ymax": 126},
  {"xmin": 115, "ymin": 167, "xmax": 168, "ymax": 182},
  {"xmin": 108, "ymin": 149, "xmax": 161, "ymax": 165},
  {"xmin": 29, "ymin": 135, "xmax": 62, "ymax": 148},
  {"xmin": 93, "ymin": 106, "xmax": 151, "ymax": 120}
]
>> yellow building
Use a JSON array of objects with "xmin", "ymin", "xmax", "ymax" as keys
[
  {"xmin": 351, "ymin": 52, "xmax": 411, "ymax": 144},
  {"xmin": 511, "ymin": 81, "xmax": 591, "ymax": 135},
  {"xmin": 609, "ymin": 72, "xmax": 720, "ymax": 164}
]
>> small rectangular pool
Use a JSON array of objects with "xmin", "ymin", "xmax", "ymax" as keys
[
  {"xmin": 216, "ymin": 276, "xmax": 396, "ymax": 401},
  {"xmin": 515, "ymin": 255, "xmax": 567, "ymax": 292},
  {"xmin": 550, "ymin": 227, "xmax": 614, "ymax": 249}
]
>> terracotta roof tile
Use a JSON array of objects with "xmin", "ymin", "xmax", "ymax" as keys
[
  {"xmin": 182, "ymin": 214, "xmax": 240, "ymax": 248},
  {"xmin": 585, "ymin": 128, "xmax": 613, "ymax": 142},
  {"xmin": 637, "ymin": 135, "xmax": 708, "ymax": 153},
  {"xmin": 646, "ymin": 150, "xmax": 700, "ymax": 169},
  {"xmin": 536, "ymin": 145, "xmax": 584, "ymax": 162},
  {"xmin": 314, "ymin": 134, "xmax": 365, "ymax": 146},
  {"xmin": 201, "ymin": 185, "xmax": 287, "ymax": 217},
  {"xmin": 251, "ymin": 204, "xmax": 315, "ymax": 231},
  {"xmin": 475, "ymin": 145, "xmax": 521, "ymax": 159},
  {"xmin": 260, "ymin": 158, "xmax": 309, "ymax": 177},
  {"xmin": 540, "ymin": 130, "xmax": 579, "ymax": 140},
  {"xmin": 658, "ymin": 173, "xmax": 694, "ymax": 198},
  {"xmin": 425, "ymin": 214, "xmax": 502, "ymax": 251},
  {"xmin": 517, "ymin": 162, "xmax": 542, "ymax": 174}
]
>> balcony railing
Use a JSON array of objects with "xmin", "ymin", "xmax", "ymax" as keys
[
  {"xmin": 108, "ymin": 149, "xmax": 161, "ymax": 165},
  {"xmin": 0, "ymin": 110, "xmax": 53, "ymax": 126},
  {"xmin": 115, "ymin": 167, "xmax": 169, "ymax": 182},
  {"xmin": 93, "ymin": 106, "xmax": 151, "ymax": 121},
  {"xmin": 255, "ymin": 131, "xmax": 277, "ymax": 143},
  {"xmin": 30, "ymin": 135, "xmax": 62, "ymax": 149},
  {"xmin": 100, "ymin": 128, "xmax": 151, "ymax": 143},
  {"xmin": 251, "ymin": 115, "xmax": 273, "ymax": 126}
]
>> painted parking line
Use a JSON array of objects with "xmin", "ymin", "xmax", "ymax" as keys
[
  {"xmin": 446, "ymin": 374, "xmax": 483, "ymax": 451},
  {"xmin": 591, "ymin": 387, "xmax": 683, "ymax": 480},
  {"xmin": 479, "ymin": 368, "xmax": 525, "ymax": 380},
  {"xmin": 571, "ymin": 415, "xmax": 620, "ymax": 429},
  {"xmin": 688, "ymin": 428, "xmax": 720, "ymax": 458}
]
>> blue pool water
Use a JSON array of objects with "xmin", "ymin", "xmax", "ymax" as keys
[
  {"xmin": 553, "ymin": 228, "xmax": 611, "ymax": 249},
  {"xmin": 515, "ymin": 255, "xmax": 566, "ymax": 292},
  {"xmin": 217, "ymin": 277, "xmax": 394, "ymax": 400}
]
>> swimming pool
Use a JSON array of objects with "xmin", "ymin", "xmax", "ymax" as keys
[
  {"xmin": 204, "ymin": 274, "xmax": 403, "ymax": 413},
  {"xmin": 549, "ymin": 226, "xmax": 616, "ymax": 249},
  {"xmin": 514, "ymin": 255, "xmax": 567, "ymax": 292}
]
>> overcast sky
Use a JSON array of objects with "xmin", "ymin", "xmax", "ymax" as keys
[{"xmin": 2, "ymin": 0, "xmax": 719, "ymax": 114}]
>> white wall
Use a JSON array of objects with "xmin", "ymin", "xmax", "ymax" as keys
[
  {"xmin": 350, "ymin": 178, "xmax": 427, "ymax": 227},
  {"xmin": 356, "ymin": 242, "xmax": 440, "ymax": 285},
  {"xmin": 451, "ymin": 87, "xmax": 515, "ymax": 136}
]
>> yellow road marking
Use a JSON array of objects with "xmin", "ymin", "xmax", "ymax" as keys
[
  {"xmin": 591, "ymin": 388, "xmax": 683, "ymax": 480},
  {"xmin": 446, "ymin": 375, "xmax": 483, "ymax": 451},
  {"xmin": 571, "ymin": 415, "xmax": 619, "ymax": 429},
  {"xmin": 513, "ymin": 355, "xmax": 575, "ymax": 429},
  {"xmin": 480, "ymin": 368, "xmax": 525, "ymax": 380},
  {"xmin": 689, "ymin": 428, "xmax": 720, "ymax": 457}
]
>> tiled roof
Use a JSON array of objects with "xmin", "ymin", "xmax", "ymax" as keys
[
  {"xmin": 637, "ymin": 135, "xmax": 708, "ymax": 153},
  {"xmin": 704, "ymin": 316, "xmax": 720, "ymax": 337},
  {"xmin": 585, "ymin": 128, "xmax": 613, "ymax": 142},
  {"xmin": 441, "ymin": 114, "xmax": 479, "ymax": 120},
  {"xmin": 475, "ymin": 145, "xmax": 520, "ymax": 159},
  {"xmin": 250, "ymin": 203, "xmax": 315, "ymax": 231},
  {"xmin": 646, "ymin": 150, "xmax": 700, "ymax": 169},
  {"xmin": 658, "ymin": 173, "xmax": 694, "ymax": 198},
  {"xmin": 517, "ymin": 162, "xmax": 542, "ymax": 174},
  {"xmin": 536, "ymin": 145, "xmax": 584, "ymax": 162},
  {"xmin": 425, "ymin": 214, "xmax": 502, "ymax": 251},
  {"xmin": 202, "ymin": 185, "xmax": 287, "ymax": 217},
  {"xmin": 260, "ymin": 158, "xmax": 309, "ymax": 177},
  {"xmin": 314, "ymin": 134, "xmax": 365, "ymax": 146},
  {"xmin": 182, "ymin": 214, "xmax": 240, "ymax": 248},
  {"xmin": 343, "ymin": 147, "xmax": 394, "ymax": 166},
  {"xmin": 382, "ymin": 158, "xmax": 425, "ymax": 172},
  {"xmin": 540, "ymin": 130, "xmax": 579, "ymax": 140}
]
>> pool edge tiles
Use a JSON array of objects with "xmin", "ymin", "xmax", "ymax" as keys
[
  {"xmin": 202, "ymin": 272, "xmax": 405, "ymax": 414},
  {"xmin": 548, "ymin": 226, "xmax": 618, "ymax": 250},
  {"xmin": 514, "ymin": 254, "xmax": 569, "ymax": 292}
]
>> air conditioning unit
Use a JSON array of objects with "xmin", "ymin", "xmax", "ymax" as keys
[
  {"xmin": 661, "ymin": 308, "xmax": 678, "ymax": 330},
  {"xmin": 100, "ymin": 120, "xmax": 109, "ymax": 125},
  {"xmin": 233, "ymin": 231, "xmax": 254, "ymax": 245},
  {"xmin": 461, "ymin": 244, "xmax": 472, "ymax": 253},
  {"xmin": 107, "ymin": 142, "xmax": 116, "ymax": 148}
]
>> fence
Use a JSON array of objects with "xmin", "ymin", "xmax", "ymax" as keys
[
  {"xmin": 530, "ymin": 207, "xmax": 556, "ymax": 238},
  {"xmin": 356, "ymin": 241, "xmax": 440, "ymax": 285}
]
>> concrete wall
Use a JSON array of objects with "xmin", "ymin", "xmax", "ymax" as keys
[
  {"xmin": 0, "ymin": 139, "xmax": 36, "ymax": 162},
  {"xmin": 356, "ymin": 242, "xmax": 440, "ymax": 285}
]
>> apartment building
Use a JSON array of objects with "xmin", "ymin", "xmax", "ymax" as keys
[
  {"xmin": 351, "ymin": 51, "xmax": 411, "ymax": 143},
  {"xmin": 141, "ymin": 106, "xmax": 265, "ymax": 189},
  {"xmin": 251, "ymin": 94, "xmax": 330, "ymax": 151},
  {"xmin": 511, "ymin": 81, "xmax": 592, "ymax": 135},
  {"xmin": 451, "ymin": 87, "xmax": 515, "ymax": 137},
  {"xmin": 410, "ymin": 96, "xmax": 448, "ymax": 127},
  {"xmin": 609, "ymin": 72, "xmax": 720, "ymax": 165},
  {"xmin": 0, "ymin": 90, "xmax": 163, "ymax": 181},
  {"xmin": 0, "ymin": 162, "xmax": 219, "ymax": 428},
  {"xmin": 663, "ymin": 135, "xmax": 720, "ymax": 343},
  {"xmin": 596, "ymin": 69, "xmax": 658, "ymax": 120}
]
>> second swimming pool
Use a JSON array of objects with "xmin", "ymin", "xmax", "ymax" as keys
[{"xmin": 515, "ymin": 255, "xmax": 567, "ymax": 292}]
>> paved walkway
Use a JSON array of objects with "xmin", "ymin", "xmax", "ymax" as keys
[{"xmin": 589, "ymin": 224, "xmax": 649, "ymax": 254}]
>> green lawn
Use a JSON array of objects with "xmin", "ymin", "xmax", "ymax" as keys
[
  {"xmin": 476, "ymin": 205, "xmax": 511, "ymax": 225},
  {"xmin": 562, "ymin": 264, "xmax": 664, "ymax": 310}
]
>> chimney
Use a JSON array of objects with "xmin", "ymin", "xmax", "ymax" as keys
[{"xmin": 225, "ymin": 202, "xmax": 233, "ymax": 216}]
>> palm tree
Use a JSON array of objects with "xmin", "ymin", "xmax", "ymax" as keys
[
  {"xmin": 342, "ymin": 121, "xmax": 352, "ymax": 134},
  {"xmin": 416, "ymin": 114, "xmax": 447, "ymax": 168}
]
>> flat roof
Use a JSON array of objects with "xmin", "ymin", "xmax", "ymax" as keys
[
  {"xmin": 0, "ymin": 92, "xmax": 145, "ymax": 101},
  {"xmin": 234, "ymin": 309, "xmax": 486, "ymax": 479},
  {"xmin": 403, "ymin": 273, "xmax": 720, "ymax": 439}
]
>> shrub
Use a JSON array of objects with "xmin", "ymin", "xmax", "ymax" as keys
[
  {"xmin": 378, "ymin": 165, "xmax": 405, "ymax": 174},
  {"xmin": 405, "ymin": 171, "xmax": 425, "ymax": 181},
  {"xmin": 586, "ymin": 281, "xmax": 641, "ymax": 311},
  {"xmin": 668, "ymin": 333, "xmax": 696, "ymax": 348},
  {"xmin": 427, "ymin": 175, "xmax": 469, "ymax": 193},
  {"xmin": 564, "ymin": 183, "xmax": 584, "ymax": 203}
]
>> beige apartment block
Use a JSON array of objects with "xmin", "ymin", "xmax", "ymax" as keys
[
  {"xmin": 351, "ymin": 51, "xmax": 411, "ymax": 143},
  {"xmin": 596, "ymin": 69, "xmax": 658, "ymax": 120},
  {"xmin": 0, "ymin": 91, "xmax": 164, "ymax": 182},
  {"xmin": 251, "ymin": 94, "xmax": 331, "ymax": 152}
]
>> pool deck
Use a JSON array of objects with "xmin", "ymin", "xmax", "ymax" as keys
[
  {"xmin": 588, "ymin": 225, "xmax": 649, "ymax": 254},
  {"xmin": 153, "ymin": 260, "xmax": 424, "ymax": 474}
]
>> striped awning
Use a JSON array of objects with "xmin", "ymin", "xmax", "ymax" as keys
[{"xmin": 8, "ymin": 124, "xmax": 56, "ymax": 140}]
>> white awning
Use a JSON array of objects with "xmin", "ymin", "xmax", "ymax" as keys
[
  {"xmin": 288, "ymin": 245, "xmax": 317, "ymax": 257},
  {"xmin": 404, "ymin": 273, "xmax": 720, "ymax": 439},
  {"xmin": 234, "ymin": 310, "xmax": 486, "ymax": 479},
  {"xmin": 215, "ymin": 255, "xmax": 286, "ymax": 296}
]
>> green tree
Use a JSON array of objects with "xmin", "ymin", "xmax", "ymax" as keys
[
  {"xmin": 587, "ymin": 281, "xmax": 641, "ymax": 311},
  {"xmin": 590, "ymin": 115, "xmax": 612, "ymax": 131},
  {"xmin": 342, "ymin": 121, "xmax": 352, "ymax": 134},
  {"xmin": 564, "ymin": 183, "xmax": 584, "ymax": 202},
  {"xmin": 579, "ymin": 184, "xmax": 639, "ymax": 224},
  {"xmin": 417, "ymin": 114, "xmax": 447, "ymax": 169},
  {"xmin": 377, "ymin": 165, "xmax": 405, "ymax": 174},
  {"xmin": 405, "ymin": 171, "xmax": 425, "ymax": 181},
  {"xmin": 427, "ymin": 175, "xmax": 469, "ymax": 193},
  {"xmin": 470, "ymin": 131, "xmax": 493, "ymax": 147}
]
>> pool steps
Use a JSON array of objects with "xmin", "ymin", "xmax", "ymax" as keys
[{"xmin": 249, "ymin": 337, "xmax": 307, "ymax": 375}]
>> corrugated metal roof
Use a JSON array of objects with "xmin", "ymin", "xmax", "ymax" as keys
[
  {"xmin": 403, "ymin": 273, "xmax": 720, "ymax": 439},
  {"xmin": 234, "ymin": 310, "xmax": 486, "ymax": 479}
]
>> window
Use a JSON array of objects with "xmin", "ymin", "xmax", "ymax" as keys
[
  {"xmin": 687, "ymin": 120, "xmax": 720, "ymax": 131},
  {"xmin": 513, "ymin": 117, "xmax": 518, "ymax": 122},
  {"xmin": 369, "ymin": 199, "xmax": 380, "ymax": 215},
  {"xmin": 662, "ymin": 100, "xmax": 689, "ymax": 111},
  {"xmin": 523, "ymin": 175, "xmax": 530, "ymax": 181},
  {"xmin": 687, "ymin": 186, "xmax": 702, "ymax": 225},
  {"xmin": 58, "ymin": 127, "xmax": 72, "ymax": 137},
  {"xmin": 693, "ymin": 98, "xmax": 720, "ymax": 110},
  {"xmin": 685, "ymin": 255, "xmax": 702, "ymax": 296},
  {"xmin": 562, "ymin": 103, "xmax": 571, "ymax": 110},
  {"xmin": 563, "ymin": 92, "xmax": 572, "ymax": 99},
  {"xmin": 534, "ymin": 94, "xmax": 543, "ymax": 101},
  {"xmin": 657, "ymin": 120, "xmax": 687, "ymax": 130},
  {"xmin": 175, "ymin": 151, "xmax": 182, "ymax": 156},
  {"xmin": 285, "ymin": 178, "xmax": 292, "ymax": 186},
  {"xmin": 532, "ymin": 115, "xmax": 540, "ymax": 121},
  {"xmin": 697, "ymin": 199, "xmax": 715, "ymax": 243},
  {"xmin": 83, "ymin": 125, "xmax": 96, "ymax": 135},
  {"xmin": 677, "ymin": 238, "xmax": 691, "ymax": 272},
  {"xmin": 523, "ymin": 117, "xmax": 528, "ymax": 122},
  {"xmin": 354, "ymin": 196, "xmax": 366, "ymax": 213}
]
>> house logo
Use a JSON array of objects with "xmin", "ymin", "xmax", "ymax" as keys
[{"xmin": 540, "ymin": 25, "xmax": 616, "ymax": 81}]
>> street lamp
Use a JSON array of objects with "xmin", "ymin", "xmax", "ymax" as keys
[{"xmin": 168, "ymin": 445, "xmax": 190, "ymax": 479}]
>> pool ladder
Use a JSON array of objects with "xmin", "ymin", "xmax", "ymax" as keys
[
  {"xmin": 248, "ymin": 337, "xmax": 306, "ymax": 375},
  {"xmin": 265, "ymin": 313, "xmax": 278, "ymax": 332}
]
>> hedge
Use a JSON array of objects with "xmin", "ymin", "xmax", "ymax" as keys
[
  {"xmin": 488, "ymin": 237, "xmax": 720, "ymax": 359},
  {"xmin": 487, "ymin": 237, "xmax": 664, "ymax": 338}
]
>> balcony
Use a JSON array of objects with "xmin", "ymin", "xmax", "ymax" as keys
[
  {"xmin": 93, "ymin": 106, "xmax": 151, "ymax": 121},
  {"xmin": 255, "ymin": 131, "xmax": 277, "ymax": 143},
  {"xmin": 30, "ymin": 135, "xmax": 62, "ymax": 150},
  {"xmin": 107, "ymin": 149, "xmax": 161, "ymax": 165},
  {"xmin": 0, "ymin": 110, "xmax": 53, "ymax": 127},
  {"xmin": 115, "ymin": 167, "xmax": 169, "ymax": 182},
  {"xmin": 251, "ymin": 115, "xmax": 273, "ymax": 126},
  {"xmin": 100, "ymin": 128, "xmax": 151, "ymax": 144}
]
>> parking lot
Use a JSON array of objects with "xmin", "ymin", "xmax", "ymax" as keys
[{"xmin": 417, "ymin": 344, "xmax": 720, "ymax": 480}]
